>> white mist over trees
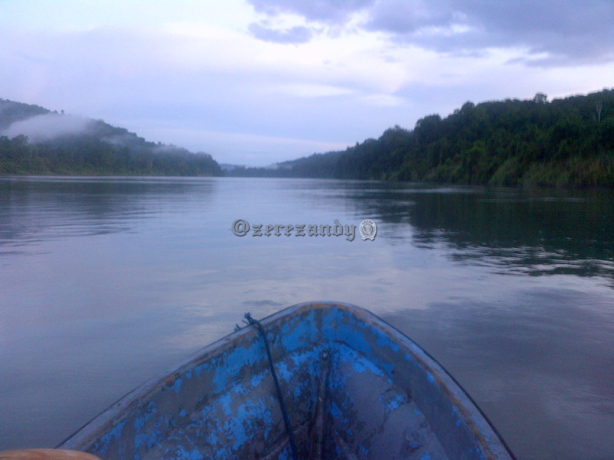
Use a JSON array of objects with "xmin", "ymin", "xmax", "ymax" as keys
[{"xmin": 0, "ymin": 99, "xmax": 222, "ymax": 176}]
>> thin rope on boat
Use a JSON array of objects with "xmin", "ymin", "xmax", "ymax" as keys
[{"xmin": 243, "ymin": 313, "xmax": 298, "ymax": 460}]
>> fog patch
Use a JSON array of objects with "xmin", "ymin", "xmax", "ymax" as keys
[{"xmin": 1, "ymin": 113, "xmax": 93, "ymax": 143}]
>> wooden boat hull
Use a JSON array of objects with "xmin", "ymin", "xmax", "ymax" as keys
[{"xmin": 59, "ymin": 302, "xmax": 515, "ymax": 459}]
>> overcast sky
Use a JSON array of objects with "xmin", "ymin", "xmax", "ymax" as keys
[{"xmin": 1, "ymin": 0, "xmax": 614, "ymax": 166}]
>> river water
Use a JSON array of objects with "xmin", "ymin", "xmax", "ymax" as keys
[{"xmin": 1, "ymin": 176, "xmax": 613, "ymax": 459}]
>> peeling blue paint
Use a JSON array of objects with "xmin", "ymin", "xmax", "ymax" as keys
[
  {"xmin": 211, "ymin": 343, "xmax": 264, "ymax": 393},
  {"xmin": 250, "ymin": 373, "xmax": 265, "ymax": 388},
  {"xmin": 219, "ymin": 393, "xmax": 233, "ymax": 417},
  {"xmin": 173, "ymin": 445, "xmax": 203, "ymax": 460},
  {"xmin": 381, "ymin": 392, "xmax": 405, "ymax": 412},
  {"xmin": 194, "ymin": 364, "xmax": 203, "ymax": 378},
  {"xmin": 95, "ymin": 420, "xmax": 126, "ymax": 455},
  {"xmin": 224, "ymin": 399, "xmax": 273, "ymax": 451}
]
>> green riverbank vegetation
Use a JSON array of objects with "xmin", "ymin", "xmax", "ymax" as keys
[{"xmin": 335, "ymin": 90, "xmax": 614, "ymax": 187}]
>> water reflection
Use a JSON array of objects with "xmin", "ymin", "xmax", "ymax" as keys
[
  {"xmin": 342, "ymin": 184, "xmax": 614, "ymax": 284},
  {"xmin": 0, "ymin": 177, "xmax": 217, "ymax": 252}
]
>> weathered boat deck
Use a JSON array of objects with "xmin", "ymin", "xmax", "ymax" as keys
[{"xmin": 60, "ymin": 302, "xmax": 514, "ymax": 460}]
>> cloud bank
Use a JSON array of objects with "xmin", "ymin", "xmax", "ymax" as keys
[{"xmin": 247, "ymin": 0, "xmax": 614, "ymax": 65}]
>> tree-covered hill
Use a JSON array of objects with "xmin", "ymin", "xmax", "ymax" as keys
[
  {"xmin": 0, "ymin": 99, "xmax": 50, "ymax": 130},
  {"xmin": 0, "ymin": 99, "xmax": 222, "ymax": 177},
  {"xmin": 334, "ymin": 89, "xmax": 614, "ymax": 187}
]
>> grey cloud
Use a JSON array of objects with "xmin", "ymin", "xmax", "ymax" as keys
[
  {"xmin": 247, "ymin": 0, "xmax": 376, "ymax": 23},
  {"xmin": 371, "ymin": 0, "xmax": 614, "ymax": 66},
  {"xmin": 1, "ymin": 113, "xmax": 93, "ymax": 142},
  {"xmin": 248, "ymin": 0, "xmax": 614, "ymax": 65},
  {"xmin": 365, "ymin": 0, "xmax": 458, "ymax": 35},
  {"xmin": 248, "ymin": 23, "xmax": 313, "ymax": 44}
]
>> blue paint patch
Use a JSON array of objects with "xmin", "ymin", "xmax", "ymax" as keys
[
  {"xmin": 219, "ymin": 393, "xmax": 233, "ymax": 416},
  {"xmin": 173, "ymin": 378, "xmax": 182, "ymax": 393},
  {"xmin": 224, "ymin": 399, "xmax": 273, "ymax": 451},
  {"xmin": 133, "ymin": 402, "xmax": 163, "ymax": 456},
  {"xmin": 278, "ymin": 309, "xmax": 318, "ymax": 353},
  {"xmin": 179, "ymin": 409, "xmax": 187, "ymax": 417},
  {"xmin": 380, "ymin": 392, "xmax": 405, "ymax": 412},
  {"xmin": 200, "ymin": 404, "xmax": 213, "ymax": 419},
  {"xmin": 95, "ymin": 420, "xmax": 126, "ymax": 455},
  {"xmin": 250, "ymin": 373, "xmax": 265, "ymax": 388},
  {"xmin": 337, "ymin": 345, "xmax": 384, "ymax": 377},
  {"xmin": 322, "ymin": 311, "xmax": 373, "ymax": 358},
  {"xmin": 134, "ymin": 402, "xmax": 157, "ymax": 431},
  {"xmin": 206, "ymin": 430, "xmax": 218, "ymax": 446},
  {"xmin": 420, "ymin": 454, "xmax": 431, "ymax": 460},
  {"xmin": 427, "ymin": 373, "xmax": 435, "ymax": 384},
  {"xmin": 173, "ymin": 446, "xmax": 203, "ymax": 460},
  {"xmin": 211, "ymin": 343, "xmax": 265, "ymax": 393},
  {"xmin": 275, "ymin": 361, "xmax": 293, "ymax": 382},
  {"xmin": 329, "ymin": 402, "xmax": 342, "ymax": 420},
  {"xmin": 375, "ymin": 327, "xmax": 401, "ymax": 353},
  {"xmin": 276, "ymin": 445, "xmax": 292, "ymax": 460}
]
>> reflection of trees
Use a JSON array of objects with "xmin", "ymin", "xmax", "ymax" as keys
[
  {"xmin": 0, "ymin": 177, "xmax": 217, "ymax": 250},
  {"xmin": 347, "ymin": 184, "xmax": 614, "ymax": 282}
]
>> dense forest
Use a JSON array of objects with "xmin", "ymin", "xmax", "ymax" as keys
[
  {"xmin": 334, "ymin": 90, "xmax": 614, "ymax": 187},
  {"xmin": 231, "ymin": 89, "xmax": 614, "ymax": 187},
  {"xmin": 0, "ymin": 99, "xmax": 222, "ymax": 176}
]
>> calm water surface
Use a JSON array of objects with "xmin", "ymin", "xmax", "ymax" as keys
[{"xmin": 1, "ymin": 176, "xmax": 613, "ymax": 460}]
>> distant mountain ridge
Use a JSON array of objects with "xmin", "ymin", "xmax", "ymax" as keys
[{"xmin": 0, "ymin": 98, "xmax": 222, "ymax": 176}]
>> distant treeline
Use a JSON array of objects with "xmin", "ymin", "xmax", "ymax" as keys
[
  {"xmin": 231, "ymin": 89, "xmax": 614, "ymax": 187},
  {"xmin": 0, "ymin": 98, "xmax": 222, "ymax": 177},
  {"xmin": 227, "ymin": 151, "xmax": 344, "ymax": 178},
  {"xmin": 0, "ymin": 134, "xmax": 222, "ymax": 176}
]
